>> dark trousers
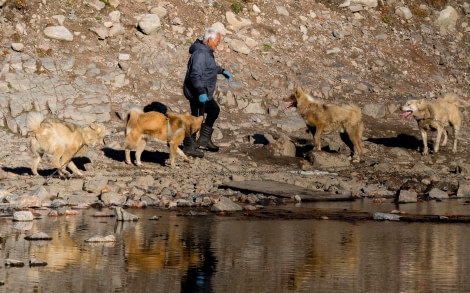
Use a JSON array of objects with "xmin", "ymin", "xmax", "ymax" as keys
[{"xmin": 189, "ymin": 98, "xmax": 220, "ymax": 127}]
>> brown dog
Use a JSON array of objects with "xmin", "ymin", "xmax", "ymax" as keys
[
  {"xmin": 285, "ymin": 87, "xmax": 364, "ymax": 163},
  {"xmin": 27, "ymin": 112, "xmax": 106, "ymax": 177},
  {"xmin": 401, "ymin": 93, "xmax": 462, "ymax": 155},
  {"xmin": 124, "ymin": 108, "xmax": 203, "ymax": 167}
]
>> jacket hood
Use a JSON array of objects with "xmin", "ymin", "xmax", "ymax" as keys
[{"xmin": 189, "ymin": 39, "xmax": 210, "ymax": 54}]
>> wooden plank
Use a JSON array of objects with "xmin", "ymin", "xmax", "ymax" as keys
[{"xmin": 220, "ymin": 180, "xmax": 354, "ymax": 202}]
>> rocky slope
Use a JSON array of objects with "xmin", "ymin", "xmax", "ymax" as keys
[{"xmin": 0, "ymin": 0, "xmax": 469, "ymax": 210}]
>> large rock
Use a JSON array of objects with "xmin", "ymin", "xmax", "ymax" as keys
[
  {"xmin": 225, "ymin": 12, "xmax": 252, "ymax": 31},
  {"xmin": 211, "ymin": 196, "xmax": 242, "ymax": 212},
  {"xmin": 13, "ymin": 211, "xmax": 34, "ymax": 221},
  {"xmin": 395, "ymin": 7, "xmax": 413, "ymax": 20},
  {"xmin": 435, "ymin": 6, "xmax": 459, "ymax": 34},
  {"xmin": 397, "ymin": 190, "xmax": 418, "ymax": 203},
  {"xmin": 307, "ymin": 152, "xmax": 351, "ymax": 169},
  {"xmin": 457, "ymin": 180, "xmax": 470, "ymax": 198},
  {"xmin": 229, "ymin": 39, "xmax": 251, "ymax": 55},
  {"xmin": 43, "ymin": 26, "xmax": 73, "ymax": 41},
  {"xmin": 114, "ymin": 207, "xmax": 139, "ymax": 221},
  {"xmin": 136, "ymin": 14, "xmax": 161, "ymax": 35}
]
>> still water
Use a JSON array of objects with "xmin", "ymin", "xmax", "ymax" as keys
[{"xmin": 1, "ymin": 199, "xmax": 470, "ymax": 293}]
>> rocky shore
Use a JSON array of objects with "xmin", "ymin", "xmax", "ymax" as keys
[{"xmin": 0, "ymin": 0, "xmax": 469, "ymax": 214}]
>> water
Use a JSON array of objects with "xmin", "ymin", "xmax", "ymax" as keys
[{"xmin": 1, "ymin": 199, "xmax": 470, "ymax": 292}]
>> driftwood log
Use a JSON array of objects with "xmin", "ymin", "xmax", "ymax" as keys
[{"xmin": 239, "ymin": 207, "xmax": 470, "ymax": 223}]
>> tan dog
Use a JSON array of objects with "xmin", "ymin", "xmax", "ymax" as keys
[
  {"xmin": 124, "ymin": 108, "xmax": 203, "ymax": 167},
  {"xmin": 285, "ymin": 87, "xmax": 364, "ymax": 163},
  {"xmin": 401, "ymin": 93, "xmax": 462, "ymax": 155},
  {"xmin": 27, "ymin": 112, "xmax": 106, "ymax": 177}
]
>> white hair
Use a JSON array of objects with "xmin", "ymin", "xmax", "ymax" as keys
[{"xmin": 203, "ymin": 27, "xmax": 220, "ymax": 43}]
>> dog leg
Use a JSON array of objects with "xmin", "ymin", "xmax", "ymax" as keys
[
  {"xmin": 168, "ymin": 142, "xmax": 177, "ymax": 168},
  {"xmin": 66, "ymin": 161, "xmax": 84, "ymax": 177},
  {"xmin": 125, "ymin": 149, "xmax": 132, "ymax": 165},
  {"xmin": 441, "ymin": 129, "xmax": 448, "ymax": 147},
  {"xmin": 421, "ymin": 129, "xmax": 429, "ymax": 155},
  {"xmin": 30, "ymin": 140, "xmax": 42, "ymax": 176},
  {"xmin": 346, "ymin": 124, "xmax": 363, "ymax": 163},
  {"xmin": 313, "ymin": 126, "xmax": 324, "ymax": 151},
  {"xmin": 176, "ymin": 148, "xmax": 190, "ymax": 163},
  {"xmin": 51, "ymin": 146, "xmax": 70, "ymax": 176},
  {"xmin": 125, "ymin": 130, "xmax": 139, "ymax": 165},
  {"xmin": 134, "ymin": 139, "xmax": 146, "ymax": 166},
  {"xmin": 31, "ymin": 154, "xmax": 41, "ymax": 176},
  {"xmin": 349, "ymin": 135, "xmax": 362, "ymax": 163},
  {"xmin": 433, "ymin": 127, "xmax": 443, "ymax": 153},
  {"xmin": 452, "ymin": 127, "xmax": 459, "ymax": 153},
  {"xmin": 60, "ymin": 148, "xmax": 81, "ymax": 177}
]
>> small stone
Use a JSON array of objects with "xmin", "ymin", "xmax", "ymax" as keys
[
  {"xmin": 25, "ymin": 232, "xmax": 52, "ymax": 240},
  {"xmin": 48, "ymin": 210, "xmax": 59, "ymax": 217},
  {"xmin": 29, "ymin": 258, "xmax": 48, "ymax": 267},
  {"xmin": 11, "ymin": 43, "xmax": 24, "ymax": 52},
  {"xmin": 65, "ymin": 210, "xmax": 78, "ymax": 215},
  {"xmin": 85, "ymin": 235, "xmax": 116, "ymax": 242},
  {"xmin": 13, "ymin": 211, "xmax": 34, "ymax": 222},
  {"xmin": 5, "ymin": 259, "xmax": 24, "ymax": 267}
]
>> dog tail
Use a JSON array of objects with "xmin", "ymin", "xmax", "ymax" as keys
[
  {"xmin": 26, "ymin": 112, "xmax": 45, "ymax": 132},
  {"xmin": 445, "ymin": 93, "xmax": 470, "ymax": 108},
  {"xmin": 125, "ymin": 108, "xmax": 143, "ymax": 136},
  {"xmin": 443, "ymin": 93, "xmax": 460, "ymax": 106}
]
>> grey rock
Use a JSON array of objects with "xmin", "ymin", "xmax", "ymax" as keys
[
  {"xmin": 13, "ymin": 211, "xmax": 34, "ymax": 221},
  {"xmin": 395, "ymin": 7, "xmax": 413, "ymax": 20},
  {"xmin": 211, "ymin": 196, "xmax": 243, "ymax": 212},
  {"xmin": 83, "ymin": 175, "xmax": 109, "ymax": 194},
  {"xmin": 114, "ymin": 207, "xmax": 139, "ymax": 221},
  {"xmin": 373, "ymin": 212, "xmax": 401, "ymax": 221},
  {"xmin": 25, "ymin": 232, "xmax": 52, "ymax": 240},
  {"xmin": 85, "ymin": 0, "xmax": 105, "ymax": 10},
  {"xmin": 137, "ymin": 14, "xmax": 161, "ymax": 35},
  {"xmin": 43, "ymin": 26, "xmax": 73, "ymax": 41},
  {"xmin": 5, "ymin": 259, "xmax": 25, "ymax": 267},
  {"xmin": 457, "ymin": 180, "xmax": 470, "ymax": 198},
  {"xmin": 101, "ymin": 192, "xmax": 127, "ymax": 206},
  {"xmin": 29, "ymin": 258, "xmax": 48, "ymax": 267},
  {"xmin": 429, "ymin": 188, "xmax": 448, "ymax": 199},
  {"xmin": 85, "ymin": 235, "xmax": 116, "ymax": 242},
  {"xmin": 398, "ymin": 190, "xmax": 418, "ymax": 203}
]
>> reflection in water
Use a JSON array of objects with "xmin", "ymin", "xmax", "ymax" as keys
[{"xmin": 0, "ymin": 206, "xmax": 469, "ymax": 292}]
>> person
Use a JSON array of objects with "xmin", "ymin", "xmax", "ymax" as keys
[{"xmin": 182, "ymin": 27, "xmax": 231, "ymax": 158}]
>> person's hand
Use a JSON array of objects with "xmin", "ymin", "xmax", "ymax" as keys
[
  {"xmin": 222, "ymin": 70, "xmax": 231, "ymax": 82},
  {"xmin": 199, "ymin": 94, "xmax": 208, "ymax": 103}
]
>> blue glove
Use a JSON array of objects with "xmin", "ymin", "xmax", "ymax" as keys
[
  {"xmin": 222, "ymin": 70, "xmax": 231, "ymax": 82},
  {"xmin": 199, "ymin": 94, "xmax": 208, "ymax": 103}
]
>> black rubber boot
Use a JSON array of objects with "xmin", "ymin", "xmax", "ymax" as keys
[
  {"xmin": 197, "ymin": 124, "xmax": 219, "ymax": 152},
  {"xmin": 183, "ymin": 134, "xmax": 204, "ymax": 158}
]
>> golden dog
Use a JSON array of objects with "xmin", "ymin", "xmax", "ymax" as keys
[
  {"xmin": 27, "ymin": 112, "xmax": 106, "ymax": 177},
  {"xmin": 124, "ymin": 108, "xmax": 203, "ymax": 167},
  {"xmin": 285, "ymin": 87, "xmax": 363, "ymax": 163},
  {"xmin": 401, "ymin": 93, "xmax": 462, "ymax": 155}
]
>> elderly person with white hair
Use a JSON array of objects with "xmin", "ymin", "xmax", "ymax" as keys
[{"xmin": 182, "ymin": 27, "xmax": 231, "ymax": 158}]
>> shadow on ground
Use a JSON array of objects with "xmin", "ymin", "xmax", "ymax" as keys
[
  {"xmin": 2, "ymin": 157, "xmax": 91, "ymax": 176},
  {"xmin": 102, "ymin": 147, "xmax": 168, "ymax": 166},
  {"xmin": 367, "ymin": 134, "xmax": 422, "ymax": 150}
]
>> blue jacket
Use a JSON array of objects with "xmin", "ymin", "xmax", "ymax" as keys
[{"xmin": 183, "ymin": 39, "xmax": 224, "ymax": 101}]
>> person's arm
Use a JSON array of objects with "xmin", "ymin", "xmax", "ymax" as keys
[{"xmin": 189, "ymin": 52, "xmax": 206, "ymax": 95}]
